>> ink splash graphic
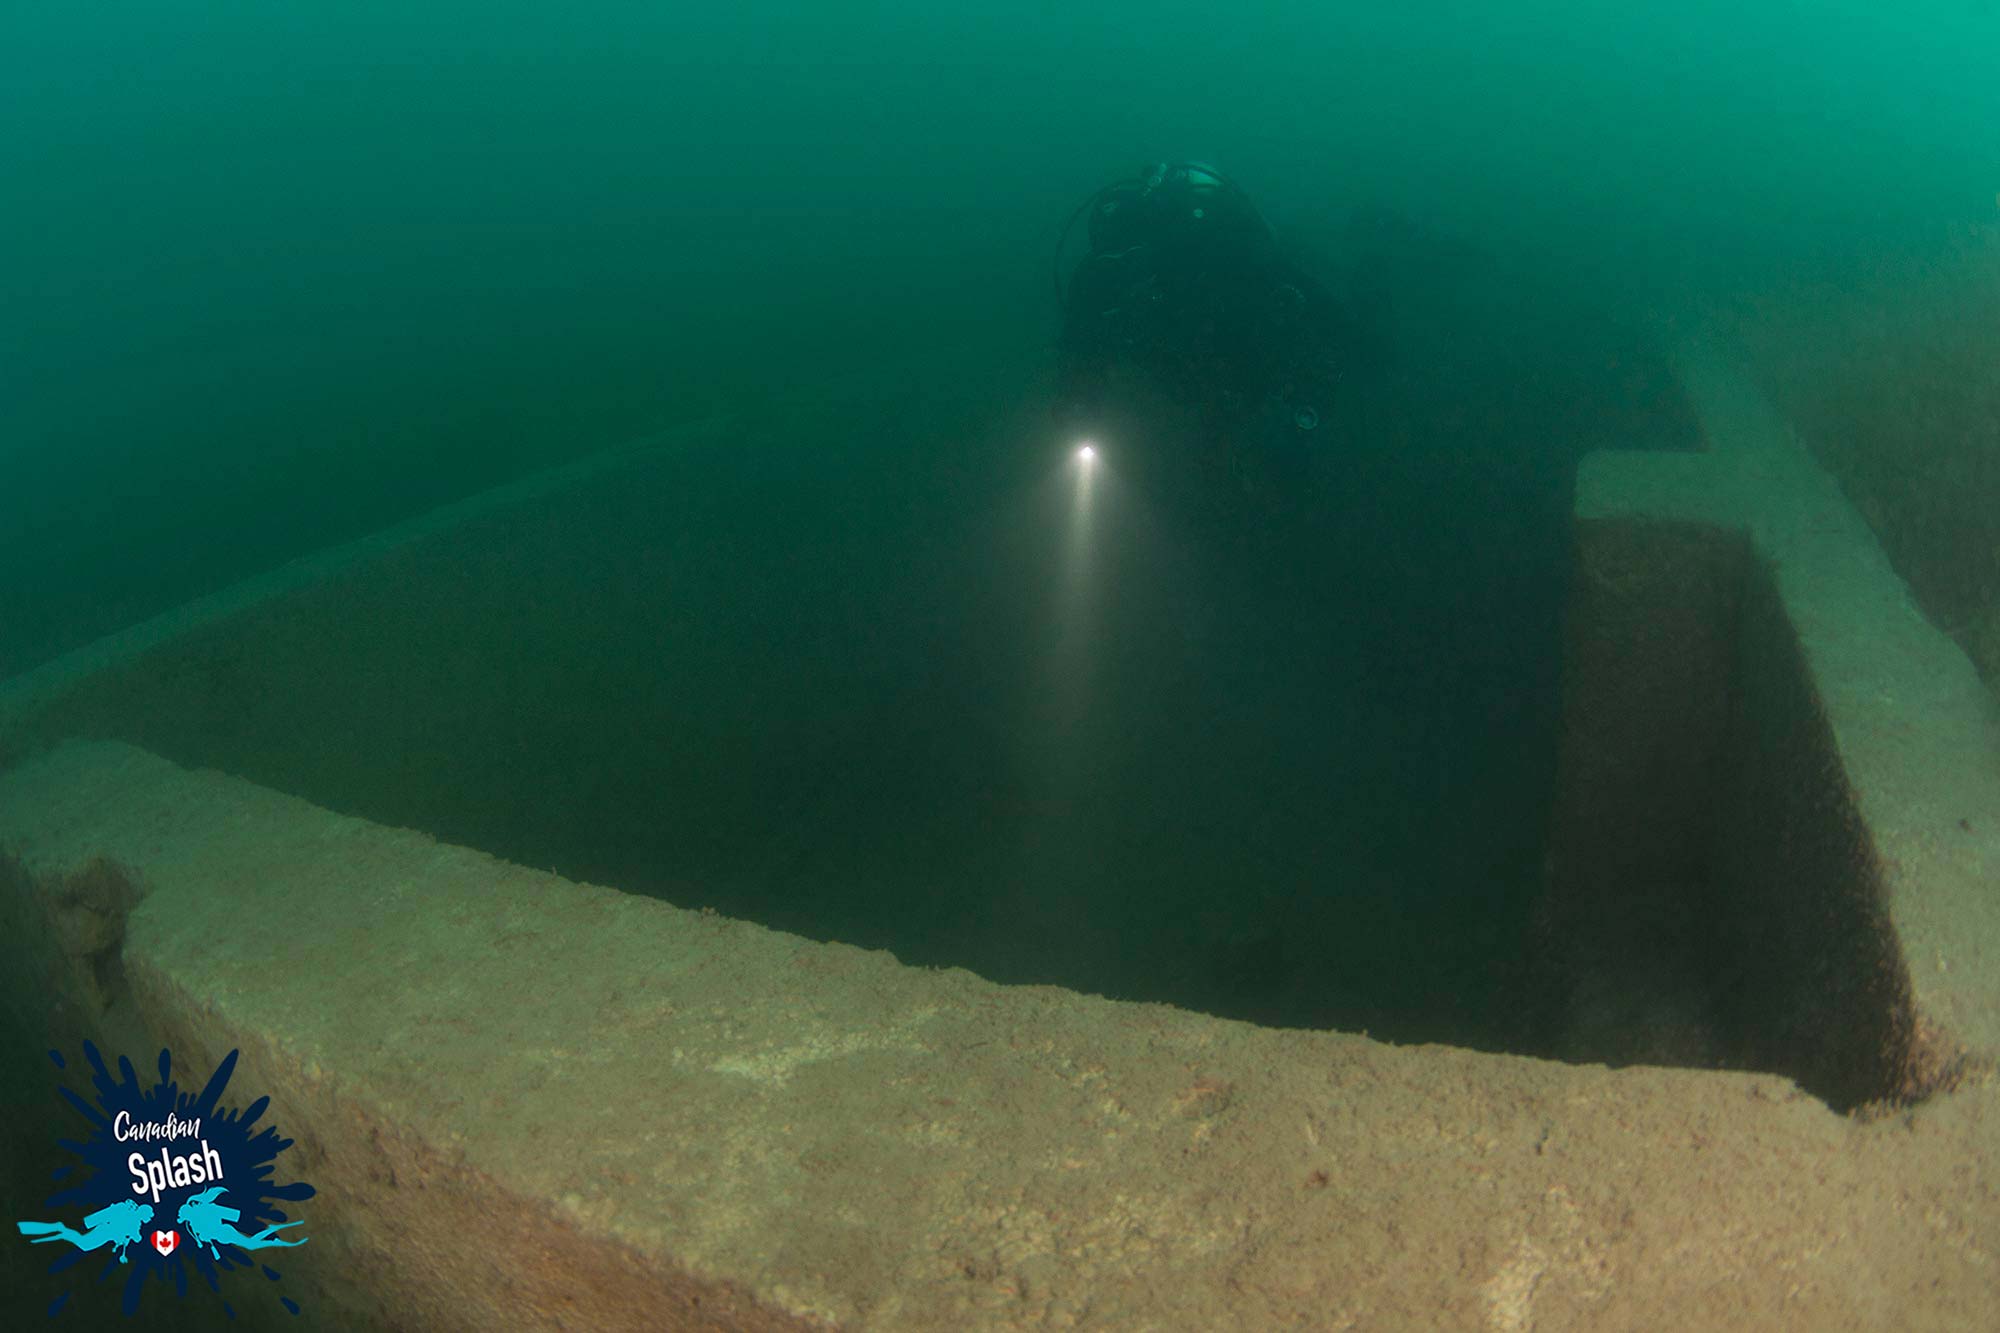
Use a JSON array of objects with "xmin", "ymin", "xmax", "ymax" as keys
[{"xmin": 13, "ymin": 1043, "xmax": 315, "ymax": 1320}]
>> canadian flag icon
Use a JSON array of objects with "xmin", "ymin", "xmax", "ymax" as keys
[{"xmin": 152, "ymin": 1229, "xmax": 177, "ymax": 1257}]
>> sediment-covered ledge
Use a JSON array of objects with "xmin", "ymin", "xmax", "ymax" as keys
[
  {"xmin": 3, "ymin": 739, "xmax": 1996, "ymax": 1331},
  {"xmin": 1541, "ymin": 341, "xmax": 2000, "ymax": 1109}
]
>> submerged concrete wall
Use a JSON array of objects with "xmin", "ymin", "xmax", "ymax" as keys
[
  {"xmin": 4, "ymin": 738, "xmax": 2000, "ymax": 1332},
  {"xmin": 0, "ymin": 405, "xmax": 1052, "ymax": 988},
  {"xmin": 1542, "ymin": 340, "xmax": 2000, "ymax": 1108},
  {"xmin": 3, "ymin": 345, "xmax": 1999, "ymax": 1329}
]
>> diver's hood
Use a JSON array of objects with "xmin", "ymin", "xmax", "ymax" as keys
[{"xmin": 1141, "ymin": 161, "xmax": 1228, "ymax": 202}]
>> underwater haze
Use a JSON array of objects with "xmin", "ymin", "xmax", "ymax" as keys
[
  {"xmin": 4, "ymin": 1, "xmax": 2000, "ymax": 1051},
  {"xmin": 6, "ymin": 1, "xmax": 1998, "ymax": 675},
  {"xmin": 11, "ymin": 6, "xmax": 2000, "ymax": 1325}
]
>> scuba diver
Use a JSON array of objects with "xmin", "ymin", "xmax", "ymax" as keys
[{"xmin": 1052, "ymin": 162, "xmax": 1361, "ymax": 504}]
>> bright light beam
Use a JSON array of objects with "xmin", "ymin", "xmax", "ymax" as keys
[
  {"xmin": 1064, "ymin": 441, "xmax": 1099, "ymax": 567},
  {"xmin": 1052, "ymin": 436, "xmax": 1101, "ymax": 696}
]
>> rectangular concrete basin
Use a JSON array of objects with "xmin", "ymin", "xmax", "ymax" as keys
[{"xmin": 3, "ymin": 356, "xmax": 1999, "ymax": 1330}]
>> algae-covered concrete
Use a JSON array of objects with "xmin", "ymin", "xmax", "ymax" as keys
[
  {"xmin": 2, "ymin": 740, "xmax": 1998, "ymax": 1332},
  {"xmin": 3, "ymin": 343, "xmax": 1999, "ymax": 1329},
  {"xmin": 1542, "ymin": 339, "xmax": 2000, "ymax": 1107},
  {"xmin": 1705, "ymin": 230, "xmax": 2000, "ymax": 694}
]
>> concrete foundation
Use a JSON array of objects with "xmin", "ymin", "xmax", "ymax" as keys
[{"xmin": 3, "ymin": 351, "xmax": 1998, "ymax": 1330}]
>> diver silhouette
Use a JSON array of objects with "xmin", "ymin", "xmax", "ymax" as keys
[
  {"xmin": 16, "ymin": 1198, "xmax": 155, "ymax": 1263},
  {"xmin": 177, "ymin": 1186, "xmax": 308, "ymax": 1258},
  {"xmin": 1053, "ymin": 160, "xmax": 1361, "ymax": 497}
]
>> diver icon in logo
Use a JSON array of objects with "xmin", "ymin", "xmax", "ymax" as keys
[
  {"xmin": 16, "ymin": 1199, "xmax": 154, "ymax": 1264},
  {"xmin": 177, "ymin": 1186, "xmax": 307, "ymax": 1258}
]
